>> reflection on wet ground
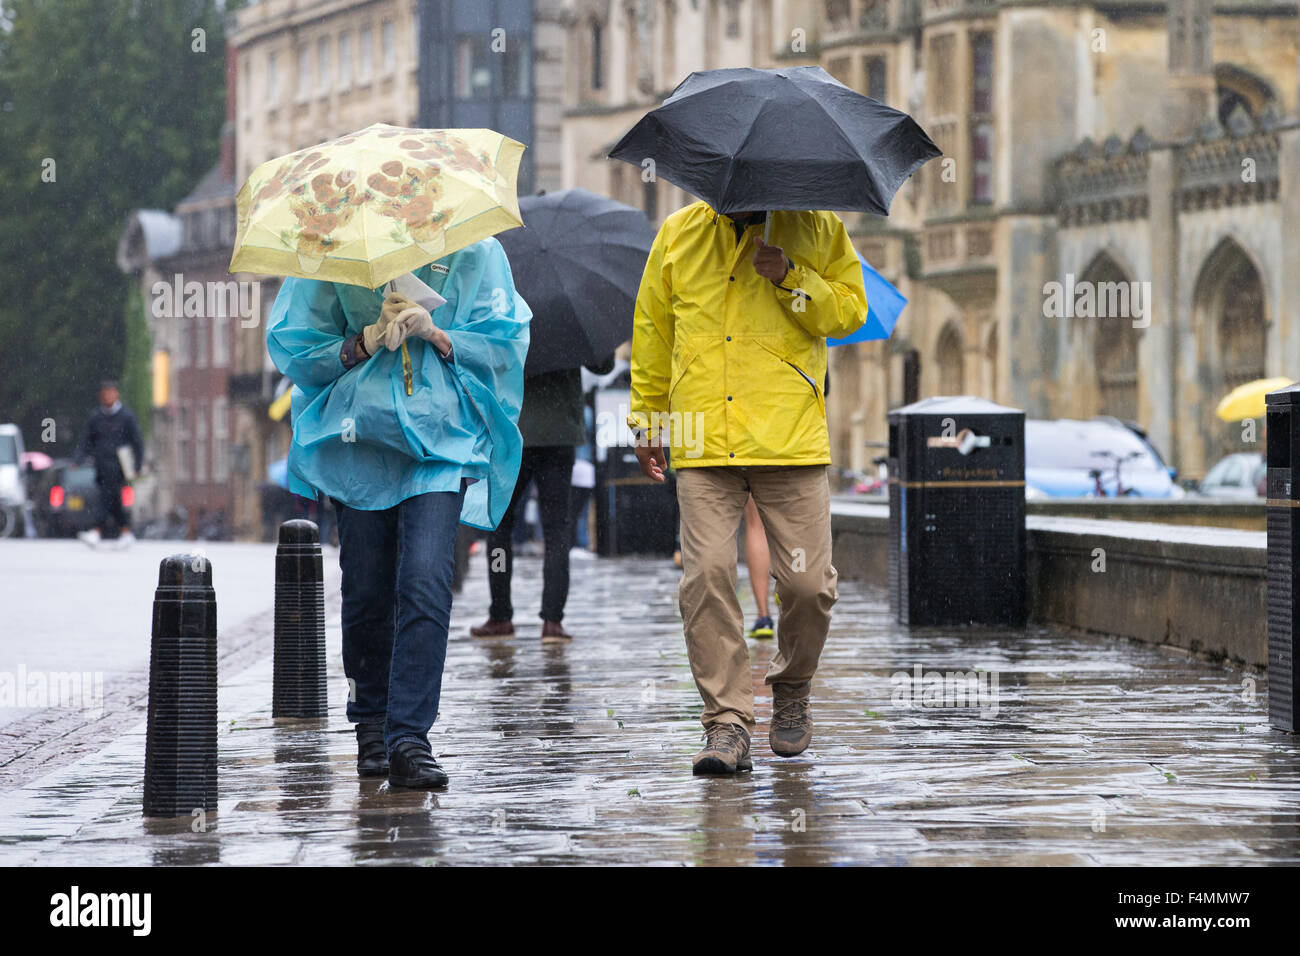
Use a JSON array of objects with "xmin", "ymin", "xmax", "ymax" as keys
[{"xmin": 1, "ymin": 553, "xmax": 1297, "ymax": 865}]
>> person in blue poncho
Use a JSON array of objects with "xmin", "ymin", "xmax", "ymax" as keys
[{"xmin": 266, "ymin": 237, "xmax": 531, "ymax": 789}]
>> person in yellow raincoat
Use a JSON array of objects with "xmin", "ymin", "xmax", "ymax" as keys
[{"xmin": 627, "ymin": 202, "xmax": 867, "ymax": 775}]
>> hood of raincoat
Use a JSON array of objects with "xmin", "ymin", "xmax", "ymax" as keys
[
  {"xmin": 628, "ymin": 202, "xmax": 867, "ymax": 466},
  {"xmin": 265, "ymin": 237, "xmax": 531, "ymax": 529}
]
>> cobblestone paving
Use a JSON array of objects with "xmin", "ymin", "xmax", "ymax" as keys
[{"xmin": 1, "ymin": 550, "xmax": 1297, "ymax": 866}]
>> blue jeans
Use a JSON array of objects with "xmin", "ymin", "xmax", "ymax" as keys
[{"xmin": 335, "ymin": 486, "xmax": 466, "ymax": 754}]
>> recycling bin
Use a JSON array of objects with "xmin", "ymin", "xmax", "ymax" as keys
[
  {"xmin": 1266, "ymin": 384, "xmax": 1300, "ymax": 732},
  {"xmin": 887, "ymin": 395, "xmax": 1026, "ymax": 626}
]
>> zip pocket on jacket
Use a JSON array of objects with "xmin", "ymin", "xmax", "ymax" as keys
[{"xmin": 784, "ymin": 360, "xmax": 826, "ymax": 417}]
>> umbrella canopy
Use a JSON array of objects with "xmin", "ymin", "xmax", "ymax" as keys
[
  {"xmin": 497, "ymin": 189, "xmax": 656, "ymax": 376},
  {"xmin": 608, "ymin": 67, "xmax": 940, "ymax": 217},
  {"xmin": 1216, "ymin": 376, "xmax": 1294, "ymax": 422},
  {"xmin": 828, "ymin": 253, "xmax": 907, "ymax": 346},
  {"xmin": 230, "ymin": 124, "xmax": 525, "ymax": 289},
  {"xmin": 20, "ymin": 451, "xmax": 53, "ymax": 471},
  {"xmin": 267, "ymin": 457, "xmax": 290, "ymax": 489}
]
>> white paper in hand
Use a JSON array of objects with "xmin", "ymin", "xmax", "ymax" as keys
[{"xmin": 390, "ymin": 272, "xmax": 447, "ymax": 312}]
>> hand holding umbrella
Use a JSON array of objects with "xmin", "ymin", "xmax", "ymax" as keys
[{"xmin": 752, "ymin": 236, "xmax": 790, "ymax": 285}]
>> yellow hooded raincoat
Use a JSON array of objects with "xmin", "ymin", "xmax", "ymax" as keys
[{"xmin": 628, "ymin": 202, "xmax": 868, "ymax": 467}]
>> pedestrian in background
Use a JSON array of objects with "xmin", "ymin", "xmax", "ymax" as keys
[
  {"xmin": 266, "ymin": 241, "xmax": 530, "ymax": 790},
  {"xmin": 75, "ymin": 380, "xmax": 144, "ymax": 549},
  {"xmin": 471, "ymin": 355, "xmax": 614, "ymax": 643},
  {"xmin": 629, "ymin": 204, "xmax": 866, "ymax": 775}
]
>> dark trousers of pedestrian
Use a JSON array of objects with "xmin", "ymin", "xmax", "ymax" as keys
[
  {"xmin": 487, "ymin": 445, "xmax": 575, "ymax": 623},
  {"xmin": 335, "ymin": 485, "xmax": 466, "ymax": 754},
  {"xmin": 94, "ymin": 475, "xmax": 128, "ymax": 532},
  {"xmin": 570, "ymin": 485, "xmax": 592, "ymax": 548}
]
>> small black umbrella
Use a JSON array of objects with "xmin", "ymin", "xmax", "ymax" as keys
[
  {"xmin": 608, "ymin": 66, "xmax": 940, "ymax": 217},
  {"xmin": 500, "ymin": 189, "xmax": 656, "ymax": 376}
]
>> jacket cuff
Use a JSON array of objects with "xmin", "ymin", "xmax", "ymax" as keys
[
  {"xmin": 339, "ymin": 332, "xmax": 369, "ymax": 370},
  {"xmin": 626, "ymin": 411, "xmax": 662, "ymax": 444}
]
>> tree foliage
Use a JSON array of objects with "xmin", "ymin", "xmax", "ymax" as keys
[{"xmin": 0, "ymin": 0, "xmax": 233, "ymax": 452}]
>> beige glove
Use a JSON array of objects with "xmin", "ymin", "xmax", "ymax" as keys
[
  {"xmin": 396, "ymin": 304, "xmax": 452, "ymax": 357},
  {"xmin": 362, "ymin": 293, "xmax": 414, "ymax": 354}
]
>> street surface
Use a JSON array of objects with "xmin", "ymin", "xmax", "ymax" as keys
[{"xmin": 0, "ymin": 542, "xmax": 1297, "ymax": 865}]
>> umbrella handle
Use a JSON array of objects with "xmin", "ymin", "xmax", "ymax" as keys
[
  {"xmin": 384, "ymin": 280, "xmax": 414, "ymax": 396},
  {"xmin": 764, "ymin": 214, "xmax": 773, "ymax": 244}
]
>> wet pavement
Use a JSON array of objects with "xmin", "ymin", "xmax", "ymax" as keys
[{"xmin": 1, "ymin": 547, "xmax": 1298, "ymax": 866}]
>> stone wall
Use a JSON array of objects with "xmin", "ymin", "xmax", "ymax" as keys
[{"xmin": 831, "ymin": 501, "xmax": 1267, "ymax": 665}]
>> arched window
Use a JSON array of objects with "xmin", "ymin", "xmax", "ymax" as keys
[
  {"xmin": 935, "ymin": 322, "xmax": 964, "ymax": 394},
  {"xmin": 1192, "ymin": 237, "xmax": 1268, "ymax": 464},
  {"xmin": 1079, "ymin": 253, "xmax": 1139, "ymax": 422}
]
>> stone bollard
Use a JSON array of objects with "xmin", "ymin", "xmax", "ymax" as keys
[
  {"xmin": 273, "ymin": 519, "xmax": 328, "ymax": 718},
  {"xmin": 143, "ymin": 554, "xmax": 218, "ymax": 818}
]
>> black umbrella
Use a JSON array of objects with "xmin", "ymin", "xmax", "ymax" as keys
[
  {"xmin": 608, "ymin": 66, "xmax": 940, "ymax": 217},
  {"xmin": 499, "ymin": 188, "xmax": 657, "ymax": 376}
]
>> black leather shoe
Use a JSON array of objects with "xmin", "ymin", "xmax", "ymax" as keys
[
  {"xmin": 388, "ymin": 740, "xmax": 449, "ymax": 789},
  {"xmin": 355, "ymin": 723, "xmax": 389, "ymax": 778}
]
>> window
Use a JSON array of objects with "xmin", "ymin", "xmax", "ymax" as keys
[
  {"xmin": 456, "ymin": 35, "xmax": 492, "ymax": 99},
  {"xmin": 970, "ymin": 32, "xmax": 994, "ymax": 204},
  {"xmin": 662, "ymin": 0, "xmax": 676, "ymax": 83},
  {"xmin": 213, "ymin": 314, "xmax": 230, "ymax": 368},
  {"xmin": 177, "ymin": 318, "xmax": 192, "ymax": 369},
  {"xmin": 194, "ymin": 317, "xmax": 209, "ymax": 368},
  {"xmin": 212, "ymin": 397, "xmax": 229, "ymax": 484},
  {"xmin": 195, "ymin": 401, "xmax": 208, "ymax": 485},
  {"xmin": 930, "ymin": 34, "xmax": 954, "ymax": 114},
  {"xmin": 864, "ymin": 55, "xmax": 886, "ymax": 102},
  {"xmin": 591, "ymin": 20, "xmax": 604, "ymax": 90},
  {"xmin": 725, "ymin": 0, "xmax": 740, "ymax": 38},
  {"xmin": 359, "ymin": 24, "xmax": 373, "ymax": 82},
  {"xmin": 296, "ymin": 46, "xmax": 310, "ymax": 101},
  {"xmin": 411, "ymin": 7, "xmax": 420, "ymax": 59},
  {"xmin": 339, "ymin": 32, "xmax": 352, "ymax": 88},
  {"xmin": 266, "ymin": 50, "xmax": 279, "ymax": 103},
  {"xmin": 643, "ymin": 177, "xmax": 658, "ymax": 221},
  {"xmin": 382, "ymin": 19, "xmax": 395, "ymax": 73},
  {"xmin": 177, "ymin": 406, "xmax": 191, "ymax": 483},
  {"xmin": 824, "ymin": 0, "xmax": 850, "ymax": 30},
  {"xmin": 859, "ymin": 0, "xmax": 887, "ymax": 31},
  {"xmin": 317, "ymin": 36, "xmax": 330, "ymax": 89},
  {"xmin": 828, "ymin": 56, "xmax": 851, "ymax": 87},
  {"xmin": 502, "ymin": 42, "xmax": 530, "ymax": 98}
]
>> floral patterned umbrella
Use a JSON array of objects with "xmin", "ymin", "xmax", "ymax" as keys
[{"xmin": 230, "ymin": 124, "xmax": 525, "ymax": 289}]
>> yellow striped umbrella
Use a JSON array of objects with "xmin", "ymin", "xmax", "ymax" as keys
[
  {"xmin": 230, "ymin": 124, "xmax": 525, "ymax": 289},
  {"xmin": 1215, "ymin": 377, "xmax": 1294, "ymax": 422}
]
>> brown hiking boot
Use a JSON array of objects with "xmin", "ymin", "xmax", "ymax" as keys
[
  {"xmin": 692, "ymin": 723, "xmax": 753, "ymax": 775},
  {"xmin": 470, "ymin": 617, "xmax": 514, "ymax": 638},
  {"xmin": 770, "ymin": 681, "xmax": 812, "ymax": 757},
  {"xmin": 541, "ymin": 620, "xmax": 573, "ymax": 644}
]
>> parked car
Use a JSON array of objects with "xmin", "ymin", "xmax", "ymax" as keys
[
  {"xmin": 30, "ymin": 459, "xmax": 106, "ymax": 537},
  {"xmin": 1194, "ymin": 452, "xmax": 1266, "ymax": 498},
  {"xmin": 1025, "ymin": 418, "xmax": 1185, "ymax": 498},
  {"xmin": 0, "ymin": 424, "xmax": 29, "ymax": 538}
]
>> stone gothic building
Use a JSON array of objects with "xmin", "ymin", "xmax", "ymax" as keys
[{"xmin": 558, "ymin": 0, "xmax": 1300, "ymax": 479}]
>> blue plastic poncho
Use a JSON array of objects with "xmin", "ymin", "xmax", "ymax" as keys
[{"xmin": 265, "ymin": 237, "xmax": 531, "ymax": 529}]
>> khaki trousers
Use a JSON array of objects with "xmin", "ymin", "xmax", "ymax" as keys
[{"xmin": 676, "ymin": 465, "xmax": 838, "ymax": 731}]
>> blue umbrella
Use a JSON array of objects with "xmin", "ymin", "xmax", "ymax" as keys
[
  {"xmin": 267, "ymin": 457, "xmax": 289, "ymax": 489},
  {"xmin": 827, "ymin": 253, "xmax": 907, "ymax": 346}
]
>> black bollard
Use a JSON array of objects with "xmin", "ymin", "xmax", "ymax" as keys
[
  {"xmin": 143, "ymin": 554, "xmax": 218, "ymax": 818},
  {"xmin": 273, "ymin": 519, "xmax": 328, "ymax": 718}
]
